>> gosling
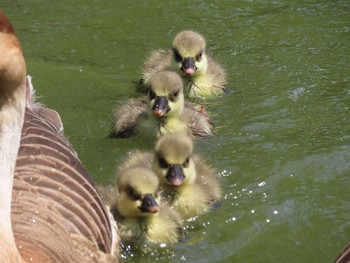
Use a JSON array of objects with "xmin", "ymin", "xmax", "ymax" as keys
[
  {"xmin": 102, "ymin": 167, "xmax": 184, "ymax": 245},
  {"xmin": 138, "ymin": 30, "xmax": 228, "ymax": 98},
  {"xmin": 117, "ymin": 132, "xmax": 221, "ymax": 219},
  {"xmin": 110, "ymin": 70, "xmax": 213, "ymax": 138}
]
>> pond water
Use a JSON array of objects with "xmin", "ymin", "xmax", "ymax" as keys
[{"xmin": 2, "ymin": 1, "xmax": 349, "ymax": 262}]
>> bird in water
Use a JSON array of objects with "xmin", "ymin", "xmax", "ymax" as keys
[
  {"xmin": 98, "ymin": 167, "xmax": 184, "ymax": 246},
  {"xmin": 138, "ymin": 30, "xmax": 228, "ymax": 99},
  {"xmin": 110, "ymin": 70, "xmax": 213, "ymax": 138},
  {"xmin": 0, "ymin": 11, "xmax": 119, "ymax": 262},
  {"xmin": 116, "ymin": 132, "xmax": 221, "ymax": 219}
]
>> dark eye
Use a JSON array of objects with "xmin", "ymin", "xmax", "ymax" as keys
[
  {"xmin": 148, "ymin": 89, "xmax": 156, "ymax": 100},
  {"xmin": 173, "ymin": 48, "xmax": 182, "ymax": 62},
  {"xmin": 195, "ymin": 50, "xmax": 203, "ymax": 62},
  {"xmin": 127, "ymin": 186, "xmax": 140, "ymax": 200},
  {"xmin": 158, "ymin": 155, "xmax": 169, "ymax": 169},
  {"xmin": 169, "ymin": 89, "xmax": 180, "ymax": 102},
  {"xmin": 183, "ymin": 157, "xmax": 190, "ymax": 168}
]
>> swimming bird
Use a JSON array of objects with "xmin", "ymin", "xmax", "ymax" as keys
[
  {"xmin": 116, "ymin": 132, "xmax": 221, "ymax": 219},
  {"xmin": 138, "ymin": 30, "xmax": 228, "ymax": 98},
  {"xmin": 0, "ymin": 11, "xmax": 119, "ymax": 262},
  {"xmin": 101, "ymin": 167, "xmax": 184, "ymax": 245},
  {"xmin": 0, "ymin": 10, "xmax": 27, "ymax": 262},
  {"xmin": 153, "ymin": 132, "xmax": 221, "ymax": 218},
  {"xmin": 110, "ymin": 70, "xmax": 213, "ymax": 138}
]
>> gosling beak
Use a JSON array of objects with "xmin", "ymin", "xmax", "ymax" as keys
[
  {"xmin": 152, "ymin": 96, "xmax": 170, "ymax": 117},
  {"xmin": 166, "ymin": 164, "xmax": 185, "ymax": 186},
  {"xmin": 181, "ymin": 57, "xmax": 197, "ymax": 76},
  {"xmin": 139, "ymin": 194, "xmax": 159, "ymax": 213}
]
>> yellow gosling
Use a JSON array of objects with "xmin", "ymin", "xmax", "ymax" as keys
[
  {"xmin": 139, "ymin": 30, "xmax": 228, "ymax": 98},
  {"xmin": 153, "ymin": 133, "xmax": 221, "ymax": 218},
  {"xmin": 110, "ymin": 70, "xmax": 213, "ymax": 138},
  {"xmin": 113, "ymin": 133, "xmax": 221, "ymax": 219},
  {"xmin": 105, "ymin": 167, "xmax": 184, "ymax": 245}
]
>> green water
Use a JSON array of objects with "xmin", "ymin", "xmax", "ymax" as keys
[{"xmin": 2, "ymin": 1, "xmax": 349, "ymax": 262}]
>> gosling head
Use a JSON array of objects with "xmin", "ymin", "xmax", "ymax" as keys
[
  {"xmin": 147, "ymin": 71, "xmax": 184, "ymax": 118},
  {"xmin": 152, "ymin": 132, "xmax": 196, "ymax": 187},
  {"xmin": 171, "ymin": 30, "xmax": 208, "ymax": 77},
  {"xmin": 117, "ymin": 167, "xmax": 160, "ymax": 218}
]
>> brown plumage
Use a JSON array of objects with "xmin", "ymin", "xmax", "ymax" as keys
[
  {"xmin": 138, "ymin": 30, "xmax": 228, "ymax": 98},
  {"xmin": 0, "ymin": 11, "xmax": 119, "ymax": 263},
  {"xmin": 0, "ymin": 10, "xmax": 27, "ymax": 263},
  {"xmin": 11, "ymin": 77, "xmax": 120, "ymax": 262},
  {"xmin": 334, "ymin": 243, "xmax": 350, "ymax": 263},
  {"xmin": 110, "ymin": 70, "xmax": 213, "ymax": 138}
]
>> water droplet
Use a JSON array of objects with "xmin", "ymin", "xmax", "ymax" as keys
[{"xmin": 258, "ymin": 181, "xmax": 266, "ymax": 187}]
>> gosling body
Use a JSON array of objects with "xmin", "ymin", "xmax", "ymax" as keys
[
  {"xmin": 110, "ymin": 70, "xmax": 212, "ymax": 138},
  {"xmin": 139, "ymin": 30, "xmax": 228, "ymax": 98},
  {"xmin": 101, "ymin": 167, "xmax": 184, "ymax": 245},
  {"xmin": 154, "ymin": 133, "xmax": 221, "ymax": 218},
  {"xmin": 117, "ymin": 133, "xmax": 221, "ymax": 218}
]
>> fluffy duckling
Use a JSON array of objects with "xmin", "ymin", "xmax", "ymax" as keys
[
  {"xmin": 153, "ymin": 133, "xmax": 221, "ymax": 218},
  {"xmin": 104, "ymin": 167, "xmax": 184, "ymax": 245},
  {"xmin": 139, "ymin": 30, "xmax": 228, "ymax": 98},
  {"xmin": 117, "ymin": 133, "xmax": 221, "ymax": 219},
  {"xmin": 110, "ymin": 70, "xmax": 213, "ymax": 138}
]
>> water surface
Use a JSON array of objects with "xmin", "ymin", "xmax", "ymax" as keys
[{"xmin": 2, "ymin": 1, "xmax": 349, "ymax": 262}]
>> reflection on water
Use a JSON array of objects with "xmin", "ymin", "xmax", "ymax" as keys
[{"xmin": 3, "ymin": 0, "xmax": 349, "ymax": 262}]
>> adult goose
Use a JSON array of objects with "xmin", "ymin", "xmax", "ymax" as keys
[{"xmin": 0, "ymin": 11, "xmax": 119, "ymax": 262}]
